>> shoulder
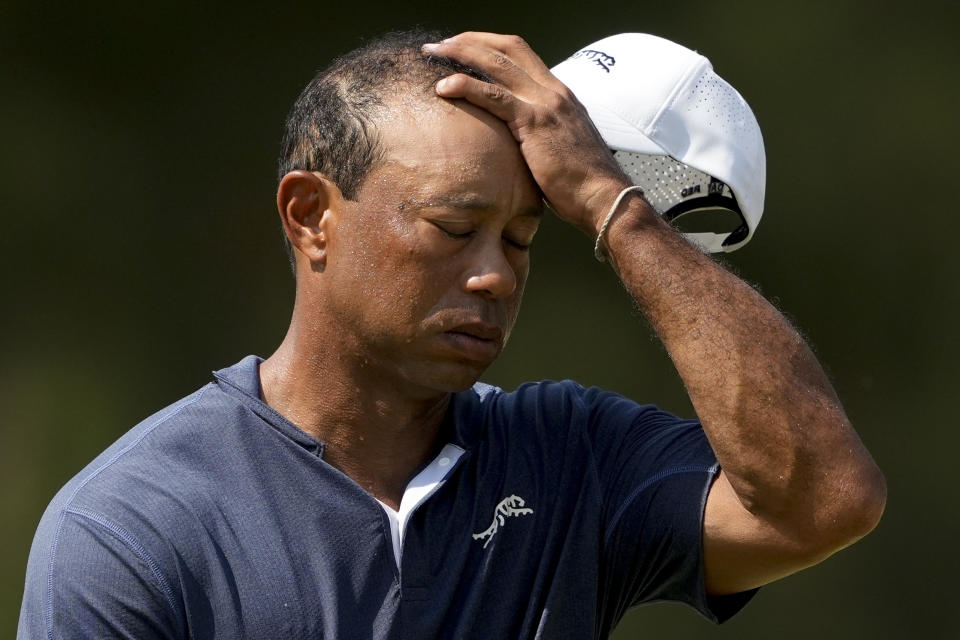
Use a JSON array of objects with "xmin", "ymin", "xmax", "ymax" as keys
[
  {"xmin": 472, "ymin": 378, "xmax": 606, "ymax": 411},
  {"xmin": 51, "ymin": 382, "xmax": 237, "ymax": 511},
  {"xmin": 464, "ymin": 379, "xmax": 699, "ymax": 462},
  {"xmin": 471, "ymin": 379, "xmax": 669, "ymax": 432},
  {"xmin": 468, "ymin": 379, "xmax": 712, "ymax": 470},
  {"xmin": 21, "ymin": 381, "xmax": 247, "ymax": 636},
  {"xmin": 29, "ymin": 379, "xmax": 255, "ymax": 562}
]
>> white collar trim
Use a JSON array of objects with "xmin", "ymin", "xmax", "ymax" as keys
[{"xmin": 376, "ymin": 443, "xmax": 465, "ymax": 569}]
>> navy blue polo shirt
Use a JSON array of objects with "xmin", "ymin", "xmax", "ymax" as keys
[{"xmin": 19, "ymin": 356, "xmax": 753, "ymax": 639}]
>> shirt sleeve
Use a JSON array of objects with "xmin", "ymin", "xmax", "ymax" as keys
[
  {"xmin": 18, "ymin": 507, "xmax": 183, "ymax": 640},
  {"xmin": 581, "ymin": 386, "xmax": 757, "ymax": 625}
]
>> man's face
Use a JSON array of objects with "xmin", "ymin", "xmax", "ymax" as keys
[{"xmin": 319, "ymin": 97, "xmax": 543, "ymax": 396}]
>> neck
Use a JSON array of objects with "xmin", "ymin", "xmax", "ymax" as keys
[{"xmin": 259, "ymin": 314, "xmax": 451, "ymax": 511}]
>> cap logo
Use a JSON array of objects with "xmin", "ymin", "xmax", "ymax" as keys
[
  {"xmin": 682, "ymin": 180, "xmax": 729, "ymax": 199},
  {"xmin": 571, "ymin": 49, "xmax": 616, "ymax": 73},
  {"xmin": 708, "ymin": 179, "xmax": 729, "ymax": 195}
]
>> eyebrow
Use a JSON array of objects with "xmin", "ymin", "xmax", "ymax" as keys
[{"xmin": 398, "ymin": 195, "xmax": 545, "ymax": 219}]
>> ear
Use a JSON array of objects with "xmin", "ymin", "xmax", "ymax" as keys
[{"xmin": 276, "ymin": 170, "xmax": 343, "ymax": 271}]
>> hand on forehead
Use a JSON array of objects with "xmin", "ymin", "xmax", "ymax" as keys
[
  {"xmin": 355, "ymin": 99, "xmax": 542, "ymax": 223},
  {"xmin": 420, "ymin": 32, "xmax": 633, "ymax": 234}
]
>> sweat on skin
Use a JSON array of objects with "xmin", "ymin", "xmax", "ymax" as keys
[{"xmin": 18, "ymin": 30, "xmax": 885, "ymax": 640}]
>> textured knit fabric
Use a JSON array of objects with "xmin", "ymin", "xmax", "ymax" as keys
[{"xmin": 18, "ymin": 355, "xmax": 754, "ymax": 639}]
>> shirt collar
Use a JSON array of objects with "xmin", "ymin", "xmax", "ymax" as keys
[
  {"xmin": 213, "ymin": 355, "xmax": 323, "ymax": 456},
  {"xmin": 211, "ymin": 355, "xmax": 495, "ymax": 455}
]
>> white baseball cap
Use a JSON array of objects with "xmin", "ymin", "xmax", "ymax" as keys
[{"xmin": 551, "ymin": 33, "xmax": 766, "ymax": 253}]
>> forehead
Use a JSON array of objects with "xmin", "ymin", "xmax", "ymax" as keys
[{"xmin": 365, "ymin": 99, "xmax": 541, "ymax": 210}]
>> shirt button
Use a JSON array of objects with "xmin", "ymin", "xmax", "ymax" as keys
[{"xmin": 438, "ymin": 457, "xmax": 451, "ymax": 467}]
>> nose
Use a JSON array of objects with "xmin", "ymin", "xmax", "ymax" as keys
[{"xmin": 464, "ymin": 240, "xmax": 518, "ymax": 299}]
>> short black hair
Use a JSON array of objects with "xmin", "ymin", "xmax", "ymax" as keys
[{"xmin": 277, "ymin": 28, "xmax": 489, "ymax": 272}]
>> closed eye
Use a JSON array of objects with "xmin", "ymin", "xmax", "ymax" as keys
[
  {"xmin": 430, "ymin": 220, "xmax": 475, "ymax": 240},
  {"xmin": 428, "ymin": 219, "xmax": 537, "ymax": 250},
  {"xmin": 504, "ymin": 236, "xmax": 532, "ymax": 251},
  {"xmin": 504, "ymin": 223, "xmax": 539, "ymax": 252}
]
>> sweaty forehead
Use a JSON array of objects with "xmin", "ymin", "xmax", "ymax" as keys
[
  {"xmin": 378, "ymin": 98, "xmax": 514, "ymax": 163},
  {"xmin": 366, "ymin": 99, "xmax": 541, "ymax": 210}
]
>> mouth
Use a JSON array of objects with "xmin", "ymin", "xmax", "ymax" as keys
[
  {"xmin": 441, "ymin": 322, "xmax": 504, "ymax": 362},
  {"xmin": 447, "ymin": 322, "xmax": 504, "ymax": 343}
]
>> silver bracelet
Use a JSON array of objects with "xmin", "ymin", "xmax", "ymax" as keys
[{"xmin": 594, "ymin": 185, "xmax": 644, "ymax": 262}]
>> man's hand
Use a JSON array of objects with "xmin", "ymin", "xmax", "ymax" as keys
[
  {"xmin": 422, "ymin": 32, "xmax": 636, "ymax": 237},
  {"xmin": 425, "ymin": 31, "xmax": 886, "ymax": 596}
]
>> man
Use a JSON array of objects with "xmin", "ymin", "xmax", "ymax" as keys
[{"xmin": 19, "ymin": 29, "xmax": 885, "ymax": 639}]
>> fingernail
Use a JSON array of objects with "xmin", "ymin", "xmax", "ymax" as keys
[
  {"xmin": 421, "ymin": 43, "xmax": 439, "ymax": 53},
  {"xmin": 436, "ymin": 78, "xmax": 449, "ymax": 91}
]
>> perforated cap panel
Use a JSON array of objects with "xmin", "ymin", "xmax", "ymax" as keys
[
  {"xmin": 552, "ymin": 33, "xmax": 766, "ymax": 252},
  {"xmin": 677, "ymin": 69, "xmax": 765, "ymax": 176},
  {"xmin": 613, "ymin": 151, "xmax": 736, "ymax": 215}
]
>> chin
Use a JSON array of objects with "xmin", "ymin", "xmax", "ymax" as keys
[
  {"xmin": 431, "ymin": 369, "xmax": 486, "ymax": 394},
  {"xmin": 408, "ymin": 360, "xmax": 490, "ymax": 395},
  {"xmin": 437, "ymin": 376, "xmax": 482, "ymax": 393}
]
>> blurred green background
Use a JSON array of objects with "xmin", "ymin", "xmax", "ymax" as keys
[{"xmin": 2, "ymin": 0, "xmax": 957, "ymax": 637}]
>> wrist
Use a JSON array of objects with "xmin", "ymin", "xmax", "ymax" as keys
[
  {"xmin": 579, "ymin": 178, "xmax": 634, "ymax": 236},
  {"xmin": 594, "ymin": 186, "xmax": 645, "ymax": 262},
  {"xmin": 592, "ymin": 185, "xmax": 661, "ymax": 260}
]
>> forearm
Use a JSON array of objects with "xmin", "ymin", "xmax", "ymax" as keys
[
  {"xmin": 602, "ymin": 193, "xmax": 885, "ymax": 538},
  {"xmin": 422, "ymin": 31, "xmax": 885, "ymax": 591}
]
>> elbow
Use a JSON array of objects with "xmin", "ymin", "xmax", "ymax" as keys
[
  {"xmin": 805, "ymin": 459, "xmax": 888, "ymax": 560},
  {"xmin": 839, "ymin": 461, "xmax": 887, "ymax": 544}
]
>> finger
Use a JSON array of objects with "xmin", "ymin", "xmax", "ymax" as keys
[
  {"xmin": 444, "ymin": 33, "xmax": 544, "ymax": 73},
  {"xmin": 432, "ymin": 73, "xmax": 523, "ymax": 134},
  {"xmin": 424, "ymin": 35, "xmax": 569, "ymax": 99},
  {"xmin": 442, "ymin": 32, "xmax": 566, "ymax": 92},
  {"xmin": 423, "ymin": 39, "xmax": 534, "ymax": 97}
]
